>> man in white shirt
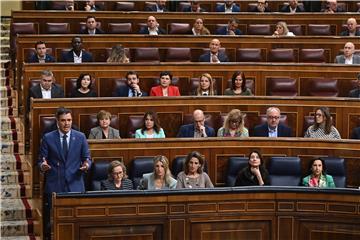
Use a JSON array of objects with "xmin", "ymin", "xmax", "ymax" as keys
[
  {"xmin": 199, "ymin": 39, "xmax": 229, "ymax": 63},
  {"xmin": 139, "ymin": 16, "xmax": 166, "ymax": 35},
  {"xmin": 335, "ymin": 42, "xmax": 360, "ymax": 64},
  {"xmin": 80, "ymin": 16, "xmax": 105, "ymax": 34}
]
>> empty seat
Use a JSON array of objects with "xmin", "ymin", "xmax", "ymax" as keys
[
  {"xmin": 144, "ymin": 1, "xmax": 156, "ymax": 11},
  {"xmin": 226, "ymin": 157, "xmax": 248, "ymax": 187},
  {"xmin": 268, "ymin": 49, "xmax": 295, "ymax": 62},
  {"xmin": 267, "ymin": 77, "xmax": 297, "ymax": 96},
  {"xmin": 90, "ymin": 160, "xmax": 109, "ymax": 191},
  {"xmin": 40, "ymin": 116, "xmax": 56, "ymax": 136},
  {"xmin": 268, "ymin": 157, "xmax": 302, "ymax": 186},
  {"xmin": 308, "ymin": 78, "xmax": 338, "ymax": 97},
  {"xmin": 114, "ymin": 1, "xmax": 135, "ymax": 11},
  {"xmin": 172, "ymin": 156, "xmax": 186, "ymax": 178},
  {"xmin": 126, "ymin": 115, "xmax": 143, "ymax": 138},
  {"xmin": 178, "ymin": 2, "xmax": 191, "ymax": 11},
  {"xmin": 247, "ymin": 3, "xmax": 258, "ymax": 11},
  {"xmin": 164, "ymin": 48, "xmax": 191, "ymax": 62},
  {"xmin": 247, "ymin": 24, "xmax": 271, "ymax": 35},
  {"xmin": 108, "ymin": 23, "xmax": 132, "ymax": 34},
  {"xmin": 320, "ymin": 157, "xmax": 346, "ymax": 188},
  {"xmin": 287, "ymin": 24, "xmax": 303, "ymax": 36},
  {"xmin": 236, "ymin": 48, "xmax": 265, "ymax": 62},
  {"xmin": 168, "ymin": 23, "xmax": 192, "ymax": 34},
  {"xmin": 45, "ymin": 23, "xmax": 70, "ymax": 34},
  {"xmin": 133, "ymin": 48, "xmax": 160, "ymax": 63},
  {"xmin": 300, "ymin": 49, "xmax": 325, "ymax": 63},
  {"xmin": 308, "ymin": 24, "xmax": 331, "ymax": 36},
  {"xmin": 303, "ymin": 115, "xmax": 314, "ymax": 134},
  {"xmin": 11, "ymin": 22, "xmax": 37, "ymax": 51},
  {"xmin": 129, "ymin": 157, "xmax": 154, "ymax": 189}
]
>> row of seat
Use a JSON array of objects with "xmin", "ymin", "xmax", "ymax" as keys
[{"xmin": 89, "ymin": 156, "xmax": 346, "ymax": 191}]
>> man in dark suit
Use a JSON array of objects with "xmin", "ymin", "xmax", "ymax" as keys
[
  {"xmin": 321, "ymin": 0, "xmax": 344, "ymax": 13},
  {"xmin": 113, "ymin": 71, "xmax": 148, "ymax": 97},
  {"xmin": 216, "ymin": 1, "xmax": 240, "ymax": 13},
  {"xmin": 351, "ymin": 127, "xmax": 360, "ymax": 139},
  {"xmin": 340, "ymin": 18, "xmax": 360, "ymax": 36},
  {"xmin": 27, "ymin": 70, "xmax": 64, "ymax": 113},
  {"xmin": 177, "ymin": 109, "xmax": 215, "ymax": 138},
  {"xmin": 138, "ymin": 16, "xmax": 166, "ymax": 35},
  {"xmin": 252, "ymin": 107, "xmax": 292, "ymax": 137},
  {"xmin": 79, "ymin": 16, "xmax": 105, "ymax": 34},
  {"xmin": 182, "ymin": 1, "xmax": 206, "ymax": 12},
  {"xmin": 199, "ymin": 39, "xmax": 229, "ymax": 63},
  {"xmin": 146, "ymin": 0, "xmax": 168, "ymax": 12},
  {"xmin": 335, "ymin": 42, "xmax": 360, "ymax": 64},
  {"xmin": 215, "ymin": 17, "xmax": 242, "ymax": 36},
  {"xmin": 280, "ymin": 0, "xmax": 305, "ymax": 12},
  {"xmin": 61, "ymin": 36, "xmax": 93, "ymax": 63},
  {"xmin": 38, "ymin": 107, "xmax": 91, "ymax": 240},
  {"xmin": 28, "ymin": 41, "xmax": 55, "ymax": 63},
  {"xmin": 348, "ymin": 73, "xmax": 360, "ymax": 98},
  {"xmin": 252, "ymin": 0, "xmax": 271, "ymax": 12}
]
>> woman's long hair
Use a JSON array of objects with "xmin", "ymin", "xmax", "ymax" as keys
[
  {"xmin": 313, "ymin": 107, "xmax": 332, "ymax": 134},
  {"xmin": 141, "ymin": 111, "xmax": 162, "ymax": 134},
  {"xmin": 107, "ymin": 45, "xmax": 129, "ymax": 63}
]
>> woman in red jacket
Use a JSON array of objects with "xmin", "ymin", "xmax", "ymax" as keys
[{"xmin": 150, "ymin": 71, "xmax": 181, "ymax": 96}]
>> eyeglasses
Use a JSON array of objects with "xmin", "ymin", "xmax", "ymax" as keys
[
  {"xmin": 267, "ymin": 116, "xmax": 280, "ymax": 120},
  {"xmin": 112, "ymin": 171, "xmax": 123, "ymax": 176}
]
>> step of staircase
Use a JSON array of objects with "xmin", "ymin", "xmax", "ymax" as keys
[
  {"xmin": 1, "ymin": 170, "xmax": 31, "ymax": 185},
  {"xmin": 1, "ymin": 199, "xmax": 35, "ymax": 221},
  {"xmin": 1, "ymin": 220, "xmax": 40, "ymax": 237},
  {"xmin": 1, "ymin": 184, "xmax": 32, "ymax": 199},
  {"xmin": 1, "ymin": 116, "xmax": 23, "ymax": 131},
  {"xmin": 1, "ymin": 154, "xmax": 31, "ymax": 172},
  {"xmin": 2, "ymin": 236, "xmax": 41, "ymax": 240},
  {"xmin": 1, "ymin": 141, "xmax": 25, "ymax": 154}
]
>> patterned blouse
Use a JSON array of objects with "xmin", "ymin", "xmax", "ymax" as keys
[
  {"xmin": 304, "ymin": 125, "xmax": 341, "ymax": 139},
  {"xmin": 217, "ymin": 127, "xmax": 249, "ymax": 137},
  {"xmin": 100, "ymin": 178, "xmax": 133, "ymax": 190}
]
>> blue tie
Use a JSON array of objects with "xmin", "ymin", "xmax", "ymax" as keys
[{"xmin": 62, "ymin": 134, "xmax": 68, "ymax": 159}]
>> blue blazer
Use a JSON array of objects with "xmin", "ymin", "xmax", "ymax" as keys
[
  {"xmin": 145, "ymin": 4, "xmax": 168, "ymax": 12},
  {"xmin": 340, "ymin": 29, "xmax": 360, "ymax": 36},
  {"xmin": 252, "ymin": 123, "xmax": 292, "ymax": 137},
  {"xmin": 351, "ymin": 127, "xmax": 360, "ymax": 139},
  {"xmin": 60, "ymin": 50, "xmax": 93, "ymax": 62},
  {"xmin": 138, "ymin": 27, "xmax": 166, "ymax": 34},
  {"xmin": 199, "ymin": 52, "xmax": 229, "ymax": 62},
  {"xmin": 215, "ymin": 4, "xmax": 240, "ymax": 12},
  {"xmin": 177, "ymin": 124, "xmax": 215, "ymax": 138},
  {"xmin": 280, "ymin": 5, "xmax": 305, "ymax": 12},
  {"xmin": 215, "ymin": 26, "xmax": 242, "ymax": 35},
  {"xmin": 38, "ymin": 130, "xmax": 91, "ymax": 194},
  {"xmin": 113, "ymin": 85, "xmax": 148, "ymax": 97},
  {"xmin": 28, "ymin": 54, "xmax": 55, "ymax": 63}
]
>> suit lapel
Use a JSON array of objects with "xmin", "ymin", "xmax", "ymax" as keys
[{"xmin": 68, "ymin": 131, "xmax": 76, "ymax": 159}]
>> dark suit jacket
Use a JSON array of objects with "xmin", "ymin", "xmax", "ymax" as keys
[
  {"xmin": 177, "ymin": 124, "xmax": 215, "ymax": 138},
  {"xmin": 215, "ymin": 4, "xmax": 240, "ymax": 12},
  {"xmin": 27, "ymin": 84, "xmax": 64, "ymax": 112},
  {"xmin": 182, "ymin": 5, "xmax": 205, "ymax": 12},
  {"xmin": 351, "ymin": 127, "xmax": 360, "ymax": 139},
  {"xmin": 340, "ymin": 29, "xmax": 360, "ymax": 36},
  {"xmin": 28, "ymin": 54, "xmax": 55, "ymax": 63},
  {"xmin": 349, "ymin": 88, "xmax": 360, "ymax": 98},
  {"xmin": 252, "ymin": 123, "xmax": 292, "ymax": 137},
  {"xmin": 138, "ymin": 26, "xmax": 166, "ymax": 34},
  {"xmin": 38, "ymin": 129, "xmax": 91, "ymax": 193},
  {"xmin": 335, "ymin": 55, "xmax": 360, "ymax": 64},
  {"xmin": 113, "ymin": 85, "xmax": 148, "ymax": 97},
  {"xmin": 60, "ymin": 50, "xmax": 93, "ymax": 62},
  {"xmin": 199, "ymin": 52, "xmax": 229, "ymax": 62},
  {"xmin": 79, "ymin": 28, "xmax": 105, "ymax": 34},
  {"xmin": 280, "ymin": 5, "xmax": 305, "ymax": 12},
  {"xmin": 145, "ymin": 4, "xmax": 168, "ymax": 12},
  {"xmin": 215, "ymin": 26, "xmax": 242, "ymax": 35}
]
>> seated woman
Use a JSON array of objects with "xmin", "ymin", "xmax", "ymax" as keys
[
  {"xmin": 176, "ymin": 151, "xmax": 214, "ymax": 189},
  {"xmin": 194, "ymin": 73, "xmax": 216, "ymax": 96},
  {"xmin": 224, "ymin": 71, "xmax": 253, "ymax": 96},
  {"xmin": 235, "ymin": 150, "xmax": 269, "ymax": 186},
  {"xmin": 101, "ymin": 160, "xmax": 133, "ymax": 190},
  {"xmin": 302, "ymin": 158, "xmax": 335, "ymax": 188},
  {"xmin": 69, "ymin": 73, "xmax": 97, "ymax": 98},
  {"xmin": 304, "ymin": 107, "xmax": 341, "ymax": 139},
  {"xmin": 139, "ymin": 155, "xmax": 177, "ymax": 190},
  {"xmin": 135, "ymin": 111, "xmax": 166, "ymax": 138},
  {"xmin": 192, "ymin": 18, "xmax": 210, "ymax": 35},
  {"xmin": 106, "ymin": 45, "xmax": 130, "ymax": 63},
  {"xmin": 272, "ymin": 21, "xmax": 295, "ymax": 37},
  {"xmin": 150, "ymin": 71, "xmax": 181, "ymax": 96},
  {"xmin": 88, "ymin": 110, "xmax": 120, "ymax": 139},
  {"xmin": 217, "ymin": 109, "xmax": 249, "ymax": 137}
]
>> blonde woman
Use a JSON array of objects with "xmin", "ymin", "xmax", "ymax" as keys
[
  {"xmin": 106, "ymin": 45, "xmax": 130, "ymax": 63},
  {"xmin": 194, "ymin": 73, "xmax": 216, "ymax": 96},
  {"xmin": 272, "ymin": 21, "xmax": 295, "ymax": 37},
  {"xmin": 217, "ymin": 109, "xmax": 249, "ymax": 137},
  {"xmin": 192, "ymin": 18, "xmax": 210, "ymax": 35}
]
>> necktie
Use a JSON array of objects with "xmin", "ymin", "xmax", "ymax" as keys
[
  {"xmin": 62, "ymin": 134, "xmax": 68, "ymax": 159},
  {"xmin": 132, "ymin": 89, "xmax": 137, "ymax": 97}
]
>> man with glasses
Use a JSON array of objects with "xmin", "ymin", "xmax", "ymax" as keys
[
  {"xmin": 252, "ymin": 107, "xmax": 292, "ymax": 137},
  {"xmin": 113, "ymin": 71, "xmax": 148, "ymax": 97},
  {"xmin": 177, "ymin": 109, "xmax": 215, "ymax": 138}
]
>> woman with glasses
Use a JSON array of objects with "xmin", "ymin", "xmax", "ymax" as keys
[
  {"xmin": 304, "ymin": 107, "xmax": 341, "ymax": 139},
  {"xmin": 101, "ymin": 160, "xmax": 133, "ymax": 190},
  {"xmin": 217, "ymin": 109, "xmax": 248, "ymax": 137}
]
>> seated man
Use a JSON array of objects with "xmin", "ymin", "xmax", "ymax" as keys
[
  {"xmin": 139, "ymin": 16, "xmax": 166, "ymax": 35},
  {"xmin": 80, "ymin": 16, "xmax": 105, "ymax": 34},
  {"xmin": 348, "ymin": 73, "xmax": 360, "ymax": 98},
  {"xmin": 340, "ymin": 18, "xmax": 360, "ymax": 36},
  {"xmin": 280, "ymin": 0, "xmax": 305, "ymax": 13},
  {"xmin": 27, "ymin": 70, "xmax": 64, "ymax": 113},
  {"xmin": 215, "ymin": 17, "xmax": 242, "ymax": 36},
  {"xmin": 251, "ymin": 0, "xmax": 271, "ymax": 12},
  {"xmin": 177, "ymin": 109, "xmax": 215, "ymax": 138},
  {"xmin": 84, "ymin": 0, "xmax": 99, "ymax": 11},
  {"xmin": 60, "ymin": 36, "xmax": 93, "ymax": 63},
  {"xmin": 321, "ymin": 0, "xmax": 344, "ymax": 13},
  {"xmin": 351, "ymin": 126, "xmax": 360, "ymax": 139},
  {"xmin": 252, "ymin": 107, "xmax": 292, "ymax": 137},
  {"xmin": 199, "ymin": 39, "xmax": 229, "ymax": 63},
  {"xmin": 182, "ymin": 1, "xmax": 206, "ymax": 12},
  {"xmin": 216, "ymin": 1, "xmax": 240, "ymax": 13},
  {"xmin": 335, "ymin": 42, "xmax": 360, "ymax": 64},
  {"xmin": 28, "ymin": 41, "xmax": 55, "ymax": 63},
  {"xmin": 113, "ymin": 71, "xmax": 148, "ymax": 97},
  {"xmin": 146, "ymin": 0, "xmax": 168, "ymax": 12}
]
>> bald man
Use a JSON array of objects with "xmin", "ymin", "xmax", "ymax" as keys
[
  {"xmin": 199, "ymin": 39, "xmax": 229, "ymax": 63},
  {"xmin": 177, "ymin": 109, "xmax": 215, "ymax": 138},
  {"xmin": 340, "ymin": 18, "xmax": 360, "ymax": 36},
  {"xmin": 335, "ymin": 42, "xmax": 360, "ymax": 64},
  {"xmin": 138, "ymin": 16, "xmax": 166, "ymax": 35}
]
